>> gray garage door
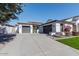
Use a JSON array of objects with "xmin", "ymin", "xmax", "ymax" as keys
[{"xmin": 22, "ymin": 26, "xmax": 30, "ymax": 33}]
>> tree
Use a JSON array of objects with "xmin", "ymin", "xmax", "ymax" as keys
[
  {"xmin": 0, "ymin": 3, "xmax": 23, "ymax": 24},
  {"xmin": 64, "ymin": 25, "xmax": 71, "ymax": 36}
]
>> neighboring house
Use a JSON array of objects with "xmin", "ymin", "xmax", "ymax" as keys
[
  {"xmin": 62, "ymin": 16, "xmax": 79, "ymax": 32},
  {"xmin": 0, "ymin": 24, "xmax": 16, "ymax": 34},
  {"xmin": 5, "ymin": 24, "xmax": 17, "ymax": 34},
  {"xmin": 16, "ymin": 22, "xmax": 42, "ymax": 34},
  {"xmin": 39, "ymin": 16, "xmax": 79, "ymax": 35},
  {"xmin": 39, "ymin": 20, "xmax": 73, "ymax": 34}
]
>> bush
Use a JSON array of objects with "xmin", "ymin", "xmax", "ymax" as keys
[{"xmin": 72, "ymin": 31, "xmax": 79, "ymax": 36}]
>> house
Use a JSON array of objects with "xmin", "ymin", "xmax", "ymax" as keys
[
  {"xmin": 5, "ymin": 24, "xmax": 17, "ymax": 34},
  {"xmin": 39, "ymin": 16, "xmax": 79, "ymax": 35},
  {"xmin": 16, "ymin": 22, "xmax": 42, "ymax": 34},
  {"xmin": 16, "ymin": 16, "xmax": 79, "ymax": 35},
  {"xmin": 0, "ymin": 24, "xmax": 16, "ymax": 34}
]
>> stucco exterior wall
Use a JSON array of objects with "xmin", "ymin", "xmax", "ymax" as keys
[
  {"xmin": 18, "ymin": 25, "xmax": 22, "ymax": 34},
  {"xmin": 30, "ymin": 25, "xmax": 33, "ymax": 34},
  {"xmin": 56, "ymin": 23, "xmax": 61, "ymax": 32},
  {"xmin": 75, "ymin": 19, "xmax": 79, "ymax": 32}
]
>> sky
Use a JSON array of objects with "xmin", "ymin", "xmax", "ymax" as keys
[{"xmin": 9, "ymin": 3, "xmax": 79, "ymax": 25}]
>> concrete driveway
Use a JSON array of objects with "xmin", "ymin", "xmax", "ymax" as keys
[{"xmin": 0, "ymin": 33, "xmax": 79, "ymax": 56}]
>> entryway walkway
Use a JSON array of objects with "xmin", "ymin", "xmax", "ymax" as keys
[{"xmin": 0, "ymin": 33, "xmax": 79, "ymax": 56}]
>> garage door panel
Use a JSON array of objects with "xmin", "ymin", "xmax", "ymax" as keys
[
  {"xmin": 22, "ymin": 26, "xmax": 30, "ymax": 33},
  {"xmin": 43, "ymin": 25, "xmax": 52, "ymax": 34}
]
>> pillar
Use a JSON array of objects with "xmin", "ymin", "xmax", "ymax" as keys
[
  {"xmin": 19, "ymin": 25, "xmax": 22, "ymax": 34},
  {"xmin": 56, "ymin": 23, "xmax": 61, "ymax": 32},
  {"xmin": 30, "ymin": 25, "xmax": 33, "ymax": 34}
]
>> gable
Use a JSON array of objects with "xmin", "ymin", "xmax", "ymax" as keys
[
  {"xmin": 65, "ymin": 18, "xmax": 72, "ymax": 22},
  {"xmin": 63, "ymin": 16, "xmax": 79, "ymax": 23}
]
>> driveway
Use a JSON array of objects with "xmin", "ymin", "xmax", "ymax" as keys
[{"xmin": 0, "ymin": 33, "xmax": 79, "ymax": 56}]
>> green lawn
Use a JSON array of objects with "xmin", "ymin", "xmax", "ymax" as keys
[{"xmin": 57, "ymin": 36, "xmax": 79, "ymax": 50}]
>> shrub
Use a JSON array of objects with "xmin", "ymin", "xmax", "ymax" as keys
[{"xmin": 72, "ymin": 31, "xmax": 79, "ymax": 36}]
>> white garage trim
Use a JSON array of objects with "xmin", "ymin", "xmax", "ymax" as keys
[
  {"xmin": 18, "ymin": 24, "xmax": 34, "ymax": 34},
  {"xmin": 19, "ymin": 25, "xmax": 22, "ymax": 34},
  {"xmin": 30, "ymin": 25, "xmax": 33, "ymax": 34}
]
